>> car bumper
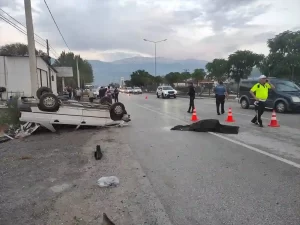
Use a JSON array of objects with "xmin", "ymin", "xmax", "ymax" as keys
[
  {"xmin": 163, "ymin": 93, "xmax": 177, "ymax": 97},
  {"xmin": 288, "ymin": 102, "xmax": 300, "ymax": 112}
]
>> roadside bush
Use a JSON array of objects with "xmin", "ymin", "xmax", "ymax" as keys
[{"xmin": 0, "ymin": 97, "xmax": 20, "ymax": 128}]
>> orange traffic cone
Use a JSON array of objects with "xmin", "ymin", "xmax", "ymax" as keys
[
  {"xmin": 145, "ymin": 96, "xmax": 148, "ymax": 99},
  {"xmin": 225, "ymin": 107, "xmax": 235, "ymax": 122},
  {"xmin": 191, "ymin": 109, "xmax": 199, "ymax": 122},
  {"xmin": 268, "ymin": 110, "xmax": 280, "ymax": 127}
]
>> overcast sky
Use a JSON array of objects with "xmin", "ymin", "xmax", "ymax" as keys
[{"xmin": 0, "ymin": 0, "xmax": 299, "ymax": 62}]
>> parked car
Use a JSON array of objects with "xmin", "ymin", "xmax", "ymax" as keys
[
  {"xmin": 238, "ymin": 78, "xmax": 300, "ymax": 113},
  {"xmin": 125, "ymin": 87, "xmax": 133, "ymax": 94},
  {"xmin": 156, "ymin": 86, "xmax": 177, "ymax": 99},
  {"xmin": 133, "ymin": 87, "xmax": 142, "ymax": 94}
]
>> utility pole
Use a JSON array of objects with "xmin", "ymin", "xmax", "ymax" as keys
[
  {"xmin": 46, "ymin": 39, "xmax": 52, "ymax": 90},
  {"xmin": 24, "ymin": 0, "xmax": 38, "ymax": 97},
  {"xmin": 76, "ymin": 56, "xmax": 80, "ymax": 88}
]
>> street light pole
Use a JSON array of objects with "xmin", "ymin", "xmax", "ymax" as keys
[{"xmin": 143, "ymin": 39, "xmax": 167, "ymax": 76}]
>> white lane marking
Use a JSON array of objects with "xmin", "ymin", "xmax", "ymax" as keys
[{"xmin": 134, "ymin": 103, "xmax": 300, "ymax": 169}]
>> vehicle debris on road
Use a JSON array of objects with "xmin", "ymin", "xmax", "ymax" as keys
[{"xmin": 97, "ymin": 176, "xmax": 120, "ymax": 187}]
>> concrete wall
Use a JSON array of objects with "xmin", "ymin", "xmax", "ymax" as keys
[{"xmin": 0, "ymin": 56, "xmax": 57, "ymax": 100}]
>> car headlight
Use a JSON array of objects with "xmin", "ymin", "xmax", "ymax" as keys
[{"xmin": 291, "ymin": 96, "xmax": 300, "ymax": 102}]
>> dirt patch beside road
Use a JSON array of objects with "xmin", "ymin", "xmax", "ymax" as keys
[{"xmin": 0, "ymin": 127, "xmax": 172, "ymax": 225}]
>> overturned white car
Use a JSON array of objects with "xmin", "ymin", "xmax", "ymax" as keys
[{"xmin": 18, "ymin": 87, "xmax": 131, "ymax": 132}]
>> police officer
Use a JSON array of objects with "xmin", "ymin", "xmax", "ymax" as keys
[
  {"xmin": 214, "ymin": 81, "xmax": 228, "ymax": 115},
  {"xmin": 187, "ymin": 82, "xmax": 196, "ymax": 113},
  {"xmin": 250, "ymin": 75, "xmax": 275, "ymax": 127}
]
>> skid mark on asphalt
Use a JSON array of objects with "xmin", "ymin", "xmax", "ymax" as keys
[{"xmin": 134, "ymin": 103, "xmax": 300, "ymax": 170}]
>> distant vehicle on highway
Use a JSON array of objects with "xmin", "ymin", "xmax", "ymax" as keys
[
  {"xmin": 156, "ymin": 86, "xmax": 177, "ymax": 99},
  {"xmin": 239, "ymin": 78, "xmax": 300, "ymax": 113},
  {"xmin": 125, "ymin": 87, "xmax": 133, "ymax": 94},
  {"xmin": 133, "ymin": 87, "xmax": 142, "ymax": 94}
]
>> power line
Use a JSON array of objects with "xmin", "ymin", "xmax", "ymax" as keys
[
  {"xmin": 0, "ymin": 7, "xmax": 63, "ymax": 60},
  {"xmin": 0, "ymin": 7, "xmax": 46, "ymax": 43},
  {"xmin": 0, "ymin": 14, "xmax": 47, "ymax": 50},
  {"xmin": 43, "ymin": 0, "xmax": 71, "ymax": 51}
]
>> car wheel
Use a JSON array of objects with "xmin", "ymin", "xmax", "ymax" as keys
[
  {"xmin": 36, "ymin": 86, "xmax": 53, "ymax": 99},
  {"xmin": 110, "ymin": 102, "xmax": 126, "ymax": 121},
  {"xmin": 240, "ymin": 98, "xmax": 249, "ymax": 109},
  {"xmin": 275, "ymin": 101, "xmax": 286, "ymax": 113},
  {"xmin": 157, "ymin": 93, "xmax": 160, "ymax": 98},
  {"xmin": 38, "ymin": 93, "xmax": 60, "ymax": 112},
  {"xmin": 174, "ymin": 95, "xmax": 177, "ymax": 98},
  {"xmin": 162, "ymin": 93, "xmax": 165, "ymax": 99}
]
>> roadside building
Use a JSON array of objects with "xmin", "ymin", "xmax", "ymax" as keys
[{"xmin": 0, "ymin": 55, "xmax": 58, "ymax": 100}]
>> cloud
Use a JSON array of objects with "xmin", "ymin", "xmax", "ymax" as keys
[{"xmin": 0, "ymin": 0, "xmax": 299, "ymax": 61}]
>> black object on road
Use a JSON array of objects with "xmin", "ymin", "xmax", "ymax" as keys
[
  {"xmin": 171, "ymin": 119, "xmax": 239, "ymax": 134},
  {"xmin": 94, "ymin": 145, "xmax": 103, "ymax": 160}
]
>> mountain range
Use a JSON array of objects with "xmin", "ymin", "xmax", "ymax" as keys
[
  {"xmin": 88, "ymin": 57, "xmax": 208, "ymax": 85},
  {"xmin": 51, "ymin": 56, "xmax": 262, "ymax": 85}
]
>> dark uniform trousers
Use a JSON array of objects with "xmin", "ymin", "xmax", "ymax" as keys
[
  {"xmin": 114, "ymin": 94, "xmax": 119, "ymax": 102},
  {"xmin": 188, "ymin": 96, "xmax": 195, "ymax": 112},
  {"xmin": 251, "ymin": 101, "xmax": 265, "ymax": 125},
  {"xmin": 216, "ymin": 95, "xmax": 225, "ymax": 114}
]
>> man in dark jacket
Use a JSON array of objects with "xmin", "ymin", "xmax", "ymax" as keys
[
  {"xmin": 187, "ymin": 82, "xmax": 196, "ymax": 113},
  {"xmin": 99, "ymin": 87, "xmax": 105, "ymax": 99},
  {"xmin": 114, "ymin": 87, "xmax": 119, "ymax": 102}
]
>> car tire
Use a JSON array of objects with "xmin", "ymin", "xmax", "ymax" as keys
[
  {"xmin": 240, "ymin": 98, "xmax": 249, "ymax": 109},
  {"xmin": 174, "ymin": 95, "xmax": 177, "ymax": 98},
  {"xmin": 162, "ymin": 93, "xmax": 165, "ymax": 99},
  {"xmin": 100, "ymin": 96, "xmax": 112, "ymax": 105},
  {"xmin": 275, "ymin": 101, "xmax": 286, "ymax": 113},
  {"xmin": 110, "ymin": 102, "xmax": 126, "ymax": 121},
  {"xmin": 157, "ymin": 93, "xmax": 160, "ymax": 98},
  {"xmin": 38, "ymin": 93, "xmax": 60, "ymax": 112},
  {"xmin": 36, "ymin": 86, "xmax": 53, "ymax": 99}
]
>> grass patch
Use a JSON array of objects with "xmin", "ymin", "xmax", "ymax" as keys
[{"xmin": 0, "ymin": 97, "xmax": 20, "ymax": 128}]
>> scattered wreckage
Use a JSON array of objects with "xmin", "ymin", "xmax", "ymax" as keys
[{"xmin": 0, "ymin": 87, "xmax": 131, "ymax": 141}]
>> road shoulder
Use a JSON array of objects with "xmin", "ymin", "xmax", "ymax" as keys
[{"xmin": 47, "ymin": 127, "xmax": 173, "ymax": 225}]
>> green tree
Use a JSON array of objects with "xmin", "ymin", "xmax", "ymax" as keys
[
  {"xmin": 228, "ymin": 50, "xmax": 263, "ymax": 97},
  {"xmin": 267, "ymin": 30, "xmax": 300, "ymax": 81},
  {"xmin": 192, "ymin": 68, "xmax": 206, "ymax": 85},
  {"xmin": 228, "ymin": 50, "xmax": 263, "ymax": 83},
  {"xmin": 124, "ymin": 80, "xmax": 132, "ymax": 87},
  {"xmin": 206, "ymin": 59, "xmax": 229, "ymax": 81},
  {"xmin": 0, "ymin": 43, "xmax": 50, "ymax": 61},
  {"xmin": 165, "ymin": 72, "xmax": 182, "ymax": 86},
  {"xmin": 153, "ymin": 76, "xmax": 164, "ymax": 85},
  {"xmin": 130, "ymin": 70, "xmax": 153, "ymax": 87},
  {"xmin": 53, "ymin": 51, "xmax": 94, "ymax": 88}
]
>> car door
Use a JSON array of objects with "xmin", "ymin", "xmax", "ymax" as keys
[{"xmin": 266, "ymin": 88, "xmax": 276, "ymax": 108}]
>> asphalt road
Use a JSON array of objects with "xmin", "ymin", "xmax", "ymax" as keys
[{"xmin": 118, "ymin": 93, "xmax": 300, "ymax": 225}]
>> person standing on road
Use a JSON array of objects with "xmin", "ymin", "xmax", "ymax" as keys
[
  {"xmin": 114, "ymin": 87, "xmax": 119, "ymax": 103},
  {"xmin": 99, "ymin": 86, "xmax": 104, "ymax": 99},
  {"xmin": 250, "ymin": 75, "xmax": 275, "ymax": 127},
  {"xmin": 106, "ymin": 86, "xmax": 112, "ymax": 100},
  {"xmin": 187, "ymin": 82, "xmax": 196, "ymax": 113},
  {"xmin": 88, "ymin": 88, "xmax": 94, "ymax": 103},
  {"xmin": 214, "ymin": 81, "xmax": 228, "ymax": 115}
]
